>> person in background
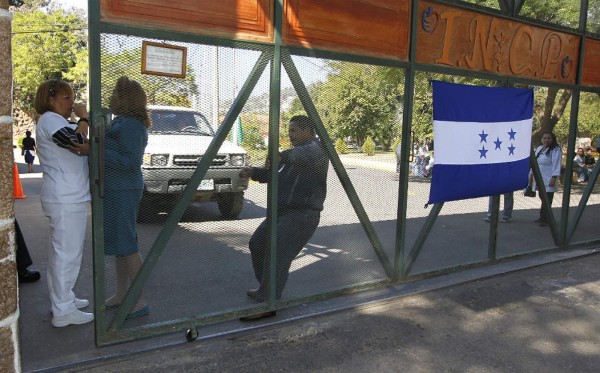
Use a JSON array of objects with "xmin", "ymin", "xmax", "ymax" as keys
[
  {"xmin": 583, "ymin": 147, "xmax": 596, "ymax": 181},
  {"xmin": 15, "ymin": 219, "xmax": 41, "ymax": 283},
  {"xmin": 21, "ymin": 130, "xmax": 36, "ymax": 173},
  {"xmin": 424, "ymin": 151, "xmax": 434, "ymax": 177},
  {"xmin": 484, "ymin": 193, "xmax": 513, "ymax": 223},
  {"xmin": 573, "ymin": 147, "xmax": 586, "ymax": 182},
  {"xmin": 395, "ymin": 141, "xmax": 402, "ymax": 174},
  {"xmin": 102, "ymin": 77, "xmax": 150, "ymax": 320},
  {"xmin": 531, "ymin": 132, "xmax": 562, "ymax": 227},
  {"xmin": 33, "ymin": 79, "xmax": 93, "ymax": 327},
  {"xmin": 239, "ymin": 115, "xmax": 328, "ymax": 320},
  {"xmin": 411, "ymin": 152, "xmax": 429, "ymax": 177}
]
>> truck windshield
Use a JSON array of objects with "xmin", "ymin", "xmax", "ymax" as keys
[{"xmin": 149, "ymin": 111, "xmax": 215, "ymax": 136}]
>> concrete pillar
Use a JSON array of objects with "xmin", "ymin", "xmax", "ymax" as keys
[{"xmin": 0, "ymin": 0, "xmax": 21, "ymax": 372}]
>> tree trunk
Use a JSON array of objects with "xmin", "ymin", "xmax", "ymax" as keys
[{"xmin": 532, "ymin": 87, "xmax": 572, "ymax": 146}]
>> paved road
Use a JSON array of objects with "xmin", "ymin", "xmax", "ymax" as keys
[
  {"xmin": 61, "ymin": 250, "xmax": 600, "ymax": 373},
  {"xmin": 12, "ymin": 151, "xmax": 600, "ymax": 372}
]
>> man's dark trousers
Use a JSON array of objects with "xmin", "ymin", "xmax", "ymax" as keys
[
  {"xmin": 15, "ymin": 220, "xmax": 33, "ymax": 272},
  {"xmin": 249, "ymin": 209, "xmax": 320, "ymax": 299}
]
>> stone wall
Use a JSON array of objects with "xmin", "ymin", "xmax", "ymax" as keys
[{"xmin": 0, "ymin": 1, "xmax": 21, "ymax": 372}]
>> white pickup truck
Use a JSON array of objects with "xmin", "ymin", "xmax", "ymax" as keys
[{"xmin": 139, "ymin": 106, "xmax": 249, "ymax": 220}]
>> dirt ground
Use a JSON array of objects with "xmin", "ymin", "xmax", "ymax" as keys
[{"xmin": 58, "ymin": 251, "xmax": 600, "ymax": 373}]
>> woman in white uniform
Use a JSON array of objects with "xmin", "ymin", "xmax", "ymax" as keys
[
  {"xmin": 531, "ymin": 132, "xmax": 562, "ymax": 227},
  {"xmin": 34, "ymin": 79, "xmax": 93, "ymax": 327}
]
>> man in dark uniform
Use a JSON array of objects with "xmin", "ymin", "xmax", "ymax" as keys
[
  {"xmin": 239, "ymin": 115, "xmax": 328, "ymax": 318},
  {"xmin": 15, "ymin": 220, "xmax": 41, "ymax": 283}
]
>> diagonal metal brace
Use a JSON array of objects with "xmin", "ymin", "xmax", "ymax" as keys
[
  {"xmin": 109, "ymin": 51, "xmax": 272, "ymax": 330},
  {"xmin": 280, "ymin": 49, "xmax": 395, "ymax": 279}
]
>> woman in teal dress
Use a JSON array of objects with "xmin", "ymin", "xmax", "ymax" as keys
[{"xmin": 104, "ymin": 77, "xmax": 150, "ymax": 319}]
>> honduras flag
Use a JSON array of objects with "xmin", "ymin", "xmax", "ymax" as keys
[{"xmin": 427, "ymin": 81, "xmax": 533, "ymax": 205}]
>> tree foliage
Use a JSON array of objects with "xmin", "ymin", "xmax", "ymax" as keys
[
  {"xmin": 12, "ymin": 2, "xmax": 87, "ymax": 109},
  {"xmin": 588, "ymin": 0, "xmax": 600, "ymax": 34},
  {"xmin": 519, "ymin": 0, "xmax": 580, "ymax": 29},
  {"xmin": 11, "ymin": 1, "xmax": 199, "ymax": 112},
  {"xmin": 362, "ymin": 136, "xmax": 376, "ymax": 156},
  {"xmin": 335, "ymin": 138, "xmax": 349, "ymax": 154},
  {"xmin": 100, "ymin": 45, "xmax": 198, "ymax": 108},
  {"xmin": 298, "ymin": 62, "xmax": 401, "ymax": 150}
]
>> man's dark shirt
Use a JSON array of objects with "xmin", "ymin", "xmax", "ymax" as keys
[
  {"xmin": 250, "ymin": 138, "xmax": 328, "ymax": 212},
  {"xmin": 22, "ymin": 137, "xmax": 36, "ymax": 151},
  {"xmin": 584, "ymin": 155, "xmax": 596, "ymax": 167}
]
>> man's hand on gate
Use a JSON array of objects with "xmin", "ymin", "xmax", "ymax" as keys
[{"xmin": 239, "ymin": 167, "xmax": 253, "ymax": 178}]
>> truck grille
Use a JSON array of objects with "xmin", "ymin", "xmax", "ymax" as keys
[{"xmin": 172, "ymin": 155, "xmax": 227, "ymax": 166}]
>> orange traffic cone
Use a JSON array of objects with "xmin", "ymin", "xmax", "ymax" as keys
[{"xmin": 13, "ymin": 163, "xmax": 26, "ymax": 199}]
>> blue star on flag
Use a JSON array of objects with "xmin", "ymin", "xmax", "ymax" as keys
[
  {"xmin": 479, "ymin": 145, "xmax": 488, "ymax": 158},
  {"xmin": 479, "ymin": 130, "xmax": 488, "ymax": 143},
  {"xmin": 508, "ymin": 144, "xmax": 516, "ymax": 155},
  {"xmin": 508, "ymin": 128, "xmax": 517, "ymax": 141},
  {"xmin": 494, "ymin": 137, "xmax": 502, "ymax": 150}
]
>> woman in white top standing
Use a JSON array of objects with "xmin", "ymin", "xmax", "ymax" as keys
[
  {"xmin": 531, "ymin": 132, "xmax": 562, "ymax": 227},
  {"xmin": 34, "ymin": 79, "xmax": 93, "ymax": 327}
]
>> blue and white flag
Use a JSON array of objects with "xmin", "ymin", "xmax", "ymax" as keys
[{"xmin": 428, "ymin": 81, "xmax": 533, "ymax": 205}]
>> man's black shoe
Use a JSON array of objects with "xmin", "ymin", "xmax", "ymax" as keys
[
  {"xmin": 18, "ymin": 268, "xmax": 41, "ymax": 283},
  {"xmin": 246, "ymin": 288, "xmax": 282, "ymax": 303},
  {"xmin": 239, "ymin": 311, "xmax": 276, "ymax": 321},
  {"xmin": 246, "ymin": 288, "xmax": 264, "ymax": 302}
]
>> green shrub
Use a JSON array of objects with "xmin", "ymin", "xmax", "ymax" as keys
[
  {"xmin": 246, "ymin": 148, "xmax": 268, "ymax": 167},
  {"xmin": 362, "ymin": 136, "xmax": 376, "ymax": 156},
  {"xmin": 335, "ymin": 138, "xmax": 349, "ymax": 154}
]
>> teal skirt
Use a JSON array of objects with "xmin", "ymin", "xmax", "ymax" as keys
[{"xmin": 103, "ymin": 189, "xmax": 143, "ymax": 257}]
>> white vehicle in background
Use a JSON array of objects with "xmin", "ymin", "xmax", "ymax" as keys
[{"xmin": 139, "ymin": 106, "xmax": 249, "ymax": 220}]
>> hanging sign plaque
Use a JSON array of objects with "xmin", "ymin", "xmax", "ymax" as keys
[{"xmin": 141, "ymin": 41, "xmax": 187, "ymax": 78}]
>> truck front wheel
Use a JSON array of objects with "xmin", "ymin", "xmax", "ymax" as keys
[{"xmin": 217, "ymin": 192, "xmax": 244, "ymax": 219}]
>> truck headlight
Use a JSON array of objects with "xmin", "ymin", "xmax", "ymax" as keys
[
  {"xmin": 230, "ymin": 154, "xmax": 247, "ymax": 167},
  {"xmin": 143, "ymin": 154, "xmax": 169, "ymax": 166}
]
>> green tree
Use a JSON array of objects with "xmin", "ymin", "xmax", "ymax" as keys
[
  {"xmin": 12, "ymin": 3, "xmax": 87, "ymax": 109},
  {"xmin": 576, "ymin": 92, "xmax": 600, "ymax": 140},
  {"xmin": 588, "ymin": 0, "xmax": 600, "ymax": 34},
  {"xmin": 309, "ymin": 62, "xmax": 401, "ymax": 150},
  {"xmin": 460, "ymin": 0, "xmax": 500, "ymax": 10},
  {"xmin": 362, "ymin": 136, "xmax": 376, "ymax": 155},
  {"xmin": 335, "ymin": 138, "xmax": 349, "ymax": 154},
  {"xmin": 519, "ymin": 0, "xmax": 580, "ymax": 28},
  {"xmin": 240, "ymin": 125, "xmax": 265, "ymax": 149},
  {"xmin": 100, "ymin": 45, "xmax": 198, "ymax": 108}
]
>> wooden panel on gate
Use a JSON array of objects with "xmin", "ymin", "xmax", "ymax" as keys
[
  {"xmin": 283, "ymin": 0, "xmax": 410, "ymax": 60},
  {"xmin": 581, "ymin": 39, "xmax": 600, "ymax": 88},
  {"xmin": 415, "ymin": 1, "xmax": 580, "ymax": 84},
  {"xmin": 100, "ymin": 0, "xmax": 273, "ymax": 43}
]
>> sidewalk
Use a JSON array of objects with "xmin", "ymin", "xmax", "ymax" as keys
[
  {"xmin": 339, "ymin": 152, "xmax": 398, "ymax": 172},
  {"xmin": 58, "ymin": 249, "xmax": 600, "ymax": 372}
]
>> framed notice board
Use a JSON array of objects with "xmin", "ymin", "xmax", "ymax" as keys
[{"xmin": 141, "ymin": 41, "xmax": 187, "ymax": 78}]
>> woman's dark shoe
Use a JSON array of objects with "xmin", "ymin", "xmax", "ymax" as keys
[
  {"xmin": 126, "ymin": 305, "xmax": 150, "ymax": 320},
  {"xmin": 104, "ymin": 295, "xmax": 124, "ymax": 309},
  {"xmin": 18, "ymin": 268, "xmax": 41, "ymax": 283}
]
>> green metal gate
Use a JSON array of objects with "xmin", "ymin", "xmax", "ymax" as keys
[{"xmin": 88, "ymin": 0, "xmax": 600, "ymax": 346}]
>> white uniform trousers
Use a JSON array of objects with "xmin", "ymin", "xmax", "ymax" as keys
[{"xmin": 42, "ymin": 202, "xmax": 88, "ymax": 317}]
